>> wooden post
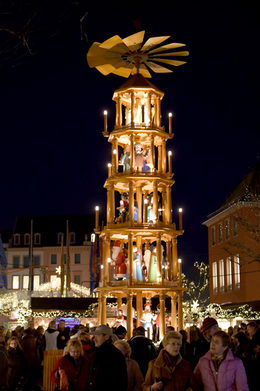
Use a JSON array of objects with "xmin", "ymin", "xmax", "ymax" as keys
[
  {"xmin": 119, "ymin": 97, "xmax": 122, "ymax": 126},
  {"xmin": 148, "ymin": 92, "xmax": 152, "ymax": 126},
  {"xmin": 136, "ymin": 185, "xmax": 142, "ymax": 224},
  {"xmin": 162, "ymin": 139, "xmax": 166, "ymax": 173},
  {"xmin": 159, "ymin": 294, "xmax": 166, "ymax": 339},
  {"xmin": 101, "ymin": 293, "xmax": 107, "ymax": 324},
  {"xmin": 168, "ymin": 112, "xmax": 173, "ymax": 135},
  {"xmin": 172, "ymin": 238, "xmax": 178, "ymax": 280},
  {"xmin": 166, "ymin": 186, "xmax": 172, "ymax": 224},
  {"xmin": 178, "ymin": 291, "xmax": 183, "ymax": 331},
  {"xmin": 128, "ymin": 233, "xmax": 133, "ymax": 286},
  {"xmin": 158, "ymin": 145, "xmax": 162, "ymax": 173},
  {"xmin": 129, "ymin": 181, "xmax": 134, "ymax": 224},
  {"xmin": 178, "ymin": 208, "xmax": 183, "ymax": 230},
  {"xmin": 166, "ymin": 240, "xmax": 172, "ymax": 280},
  {"xmin": 153, "ymin": 180, "xmax": 158, "ymax": 223},
  {"xmin": 130, "ymin": 134, "xmax": 135, "ymax": 172},
  {"xmin": 168, "ymin": 151, "xmax": 172, "ymax": 175},
  {"xmin": 151, "ymin": 135, "xmax": 155, "ymax": 171},
  {"xmin": 98, "ymin": 293, "xmax": 102, "ymax": 324},
  {"xmin": 136, "ymin": 292, "xmax": 143, "ymax": 327},
  {"xmin": 127, "ymin": 293, "xmax": 133, "ymax": 339},
  {"xmin": 115, "ymin": 97, "xmax": 119, "ymax": 127},
  {"xmin": 143, "ymin": 192, "xmax": 148, "ymax": 223},
  {"xmin": 171, "ymin": 293, "xmax": 177, "ymax": 329},
  {"xmin": 131, "ymin": 91, "xmax": 134, "ymax": 125},
  {"xmin": 157, "ymin": 233, "xmax": 162, "ymax": 279}
]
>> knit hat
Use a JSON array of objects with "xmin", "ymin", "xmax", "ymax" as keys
[{"xmin": 201, "ymin": 317, "xmax": 218, "ymax": 332}]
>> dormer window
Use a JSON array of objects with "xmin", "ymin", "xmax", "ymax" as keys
[
  {"xmin": 34, "ymin": 233, "xmax": 41, "ymax": 245},
  {"xmin": 70, "ymin": 232, "xmax": 76, "ymax": 244},
  {"xmin": 13, "ymin": 234, "xmax": 20, "ymax": 246},
  {"xmin": 57, "ymin": 232, "xmax": 64, "ymax": 244},
  {"xmin": 24, "ymin": 234, "xmax": 30, "ymax": 245}
]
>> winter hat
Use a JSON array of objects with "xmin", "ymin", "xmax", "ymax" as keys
[{"xmin": 201, "ymin": 317, "xmax": 218, "ymax": 333}]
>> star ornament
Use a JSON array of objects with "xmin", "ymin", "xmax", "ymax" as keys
[{"xmin": 87, "ymin": 31, "xmax": 189, "ymax": 78}]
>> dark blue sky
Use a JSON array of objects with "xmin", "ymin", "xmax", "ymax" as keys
[{"xmin": 0, "ymin": 1, "xmax": 259, "ymax": 271}]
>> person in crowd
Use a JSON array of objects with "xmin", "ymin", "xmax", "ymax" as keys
[
  {"xmin": 232, "ymin": 331, "xmax": 250, "ymax": 362},
  {"xmin": 114, "ymin": 339, "xmax": 144, "ymax": 391},
  {"xmin": 179, "ymin": 329, "xmax": 192, "ymax": 361},
  {"xmin": 78, "ymin": 331, "xmax": 95, "ymax": 357},
  {"xmin": 26, "ymin": 319, "xmax": 37, "ymax": 337},
  {"xmin": 0, "ymin": 331, "xmax": 8, "ymax": 390},
  {"xmin": 143, "ymin": 330, "xmax": 199, "ymax": 391},
  {"xmin": 21, "ymin": 328, "xmax": 41, "ymax": 390},
  {"xmin": 87, "ymin": 324, "xmax": 128, "ymax": 391},
  {"xmin": 228, "ymin": 326, "xmax": 234, "ymax": 337},
  {"xmin": 194, "ymin": 330, "xmax": 249, "ymax": 391},
  {"xmin": 57, "ymin": 320, "xmax": 70, "ymax": 350},
  {"xmin": 128, "ymin": 326, "xmax": 157, "ymax": 377},
  {"xmin": 246, "ymin": 321, "xmax": 260, "ymax": 391},
  {"xmin": 51, "ymin": 338, "xmax": 90, "ymax": 391},
  {"xmin": 157, "ymin": 326, "xmax": 175, "ymax": 354},
  {"xmin": 44, "ymin": 320, "xmax": 59, "ymax": 350},
  {"xmin": 6, "ymin": 336, "xmax": 25, "ymax": 390},
  {"xmin": 191, "ymin": 317, "xmax": 218, "ymax": 368},
  {"xmin": 115, "ymin": 325, "xmax": 127, "ymax": 340}
]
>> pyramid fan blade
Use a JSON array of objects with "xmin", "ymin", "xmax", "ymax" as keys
[
  {"xmin": 87, "ymin": 42, "xmax": 122, "ymax": 67},
  {"xmin": 138, "ymin": 64, "xmax": 152, "ymax": 78},
  {"xmin": 153, "ymin": 58, "xmax": 187, "ymax": 66},
  {"xmin": 122, "ymin": 31, "xmax": 145, "ymax": 51},
  {"xmin": 99, "ymin": 35, "xmax": 124, "ymax": 49},
  {"xmin": 150, "ymin": 51, "xmax": 189, "ymax": 57},
  {"xmin": 108, "ymin": 42, "xmax": 130, "ymax": 54},
  {"xmin": 145, "ymin": 61, "xmax": 173, "ymax": 73},
  {"xmin": 148, "ymin": 42, "xmax": 186, "ymax": 54},
  {"xmin": 141, "ymin": 36, "xmax": 170, "ymax": 52},
  {"xmin": 96, "ymin": 64, "xmax": 116, "ymax": 75},
  {"xmin": 112, "ymin": 66, "xmax": 134, "ymax": 78}
]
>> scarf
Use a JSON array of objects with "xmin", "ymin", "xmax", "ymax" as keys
[
  {"xmin": 211, "ymin": 349, "xmax": 228, "ymax": 371},
  {"xmin": 162, "ymin": 350, "xmax": 179, "ymax": 371}
]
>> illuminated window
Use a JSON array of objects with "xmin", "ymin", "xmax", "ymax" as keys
[
  {"xmin": 12, "ymin": 276, "xmax": 20, "ymax": 289},
  {"xmin": 75, "ymin": 254, "xmax": 80, "ymax": 264},
  {"xmin": 225, "ymin": 219, "xmax": 230, "ymax": 240},
  {"xmin": 218, "ymin": 223, "xmax": 223, "ymax": 242},
  {"xmin": 34, "ymin": 233, "xmax": 41, "ymax": 245},
  {"xmin": 50, "ymin": 275, "xmax": 57, "ymax": 283},
  {"xmin": 24, "ymin": 234, "xmax": 30, "ymax": 245},
  {"xmin": 51, "ymin": 254, "xmax": 57, "ymax": 264},
  {"xmin": 23, "ymin": 275, "xmax": 29, "ymax": 289},
  {"xmin": 70, "ymin": 232, "xmax": 76, "ymax": 244},
  {"xmin": 13, "ymin": 256, "xmax": 19, "ymax": 268},
  {"xmin": 234, "ymin": 254, "xmax": 240, "ymax": 289},
  {"xmin": 23, "ymin": 256, "xmax": 29, "ymax": 268},
  {"xmin": 13, "ymin": 234, "xmax": 20, "ymax": 246},
  {"xmin": 233, "ymin": 216, "xmax": 238, "ymax": 236},
  {"xmin": 212, "ymin": 262, "xmax": 218, "ymax": 294},
  {"xmin": 219, "ymin": 260, "xmax": 225, "ymax": 292},
  {"xmin": 226, "ymin": 257, "xmax": 232, "ymax": 291},
  {"xmin": 74, "ymin": 275, "xmax": 80, "ymax": 284},
  {"xmin": 33, "ymin": 275, "xmax": 40, "ymax": 290},
  {"xmin": 211, "ymin": 226, "xmax": 216, "ymax": 246}
]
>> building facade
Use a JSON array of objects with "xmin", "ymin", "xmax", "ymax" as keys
[
  {"xmin": 204, "ymin": 163, "xmax": 260, "ymax": 306},
  {"xmin": 3, "ymin": 215, "xmax": 94, "ymax": 293}
]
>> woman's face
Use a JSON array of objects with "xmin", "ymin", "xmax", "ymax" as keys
[
  {"xmin": 210, "ymin": 336, "xmax": 227, "ymax": 356},
  {"xmin": 69, "ymin": 348, "xmax": 81, "ymax": 360},
  {"xmin": 165, "ymin": 338, "xmax": 181, "ymax": 356},
  {"xmin": 10, "ymin": 340, "xmax": 17, "ymax": 349}
]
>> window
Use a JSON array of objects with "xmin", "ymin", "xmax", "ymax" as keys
[
  {"xmin": 12, "ymin": 276, "xmax": 20, "ymax": 289},
  {"xmin": 212, "ymin": 262, "xmax": 218, "ymax": 294},
  {"xmin": 233, "ymin": 216, "xmax": 238, "ymax": 236},
  {"xmin": 34, "ymin": 233, "xmax": 41, "ymax": 245},
  {"xmin": 226, "ymin": 257, "xmax": 232, "ymax": 291},
  {"xmin": 57, "ymin": 232, "xmax": 64, "ymax": 244},
  {"xmin": 211, "ymin": 226, "xmax": 216, "ymax": 246},
  {"xmin": 234, "ymin": 254, "xmax": 240, "ymax": 289},
  {"xmin": 34, "ymin": 256, "xmax": 40, "ymax": 266},
  {"xmin": 23, "ymin": 256, "xmax": 29, "ymax": 268},
  {"xmin": 50, "ymin": 275, "xmax": 57, "ymax": 283},
  {"xmin": 218, "ymin": 223, "xmax": 223, "ymax": 242},
  {"xmin": 33, "ymin": 275, "xmax": 40, "ymax": 290},
  {"xmin": 70, "ymin": 232, "xmax": 76, "ymax": 244},
  {"xmin": 51, "ymin": 254, "xmax": 57, "ymax": 264},
  {"xmin": 13, "ymin": 234, "xmax": 20, "ymax": 246},
  {"xmin": 219, "ymin": 260, "xmax": 225, "ymax": 292},
  {"xmin": 225, "ymin": 219, "xmax": 230, "ymax": 240},
  {"xmin": 24, "ymin": 234, "xmax": 30, "ymax": 245},
  {"xmin": 13, "ymin": 256, "xmax": 19, "ymax": 268},
  {"xmin": 74, "ymin": 275, "xmax": 80, "ymax": 285},
  {"xmin": 23, "ymin": 275, "xmax": 29, "ymax": 289},
  {"xmin": 74, "ymin": 254, "xmax": 81, "ymax": 264}
]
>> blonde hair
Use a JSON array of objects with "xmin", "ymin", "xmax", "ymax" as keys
[
  {"xmin": 67, "ymin": 338, "xmax": 83, "ymax": 355},
  {"xmin": 114, "ymin": 340, "xmax": 131, "ymax": 358},
  {"xmin": 162, "ymin": 331, "xmax": 182, "ymax": 347}
]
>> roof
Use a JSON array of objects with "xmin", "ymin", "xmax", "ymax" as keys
[
  {"xmin": 208, "ymin": 162, "xmax": 260, "ymax": 219},
  {"xmin": 114, "ymin": 73, "xmax": 164, "ymax": 95},
  {"xmin": 11, "ymin": 214, "xmax": 96, "ymax": 247}
]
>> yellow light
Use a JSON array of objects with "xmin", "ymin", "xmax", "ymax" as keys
[
  {"xmin": 107, "ymin": 163, "xmax": 112, "ymax": 167},
  {"xmin": 113, "ymin": 149, "xmax": 117, "ymax": 155},
  {"xmin": 100, "ymin": 265, "xmax": 104, "ymax": 269},
  {"xmin": 104, "ymin": 110, "xmax": 108, "ymax": 115},
  {"xmin": 178, "ymin": 258, "xmax": 182, "ymax": 264},
  {"xmin": 168, "ymin": 112, "xmax": 173, "ymax": 117},
  {"xmin": 144, "ymin": 199, "xmax": 148, "ymax": 204},
  {"xmin": 107, "ymin": 258, "xmax": 111, "ymax": 263},
  {"xmin": 95, "ymin": 206, "xmax": 99, "ymax": 211},
  {"xmin": 178, "ymin": 208, "xmax": 183, "ymax": 213},
  {"xmin": 168, "ymin": 150, "xmax": 172, "ymax": 156}
]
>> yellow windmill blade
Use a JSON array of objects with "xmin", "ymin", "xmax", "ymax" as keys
[
  {"xmin": 145, "ymin": 61, "xmax": 173, "ymax": 73},
  {"xmin": 122, "ymin": 31, "xmax": 145, "ymax": 51},
  {"xmin": 96, "ymin": 64, "xmax": 116, "ymax": 75},
  {"xmin": 87, "ymin": 42, "xmax": 121, "ymax": 67},
  {"xmin": 99, "ymin": 35, "xmax": 123, "ymax": 49},
  {"xmin": 148, "ymin": 42, "xmax": 186, "ymax": 54},
  {"xmin": 141, "ymin": 36, "xmax": 170, "ymax": 52},
  {"xmin": 113, "ymin": 65, "xmax": 135, "ymax": 77},
  {"xmin": 153, "ymin": 58, "xmax": 187, "ymax": 66},
  {"xmin": 150, "ymin": 51, "xmax": 189, "ymax": 57},
  {"xmin": 138, "ymin": 64, "xmax": 152, "ymax": 78}
]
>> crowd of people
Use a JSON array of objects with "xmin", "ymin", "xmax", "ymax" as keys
[{"xmin": 0, "ymin": 317, "xmax": 259, "ymax": 391}]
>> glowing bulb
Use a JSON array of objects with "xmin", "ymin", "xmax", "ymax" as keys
[
  {"xmin": 178, "ymin": 258, "xmax": 182, "ymax": 264},
  {"xmin": 168, "ymin": 112, "xmax": 173, "ymax": 117},
  {"xmin": 100, "ymin": 265, "xmax": 104, "ymax": 269},
  {"xmin": 178, "ymin": 208, "xmax": 183, "ymax": 213},
  {"xmin": 95, "ymin": 206, "xmax": 99, "ymax": 211},
  {"xmin": 107, "ymin": 258, "xmax": 111, "ymax": 263},
  {"xmin": 107, "ymin": 163, "xmax": 112, "ymax": 167},
  {"xmin": 144, "ymin": 199, "xmax": 148, "ymax": 204},
  {"xmin": 113, "ymin": 149, "xmax": 117, "ymax": 155},
  {"xmin": 168, "ymin": 150, "xmax": 172, "ymax": 156},
  {"xmin": 104, "ymin": 110, "xmax": 108, "ymax": 115}
]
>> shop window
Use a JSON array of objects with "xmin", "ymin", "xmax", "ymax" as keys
[
  {"xmin": 23, "ymin": 275, "xmax": 29, "ymax": 289},
  {"xmin": 12, "ymin": 276, "xmax": 20, "ymax": 289}
]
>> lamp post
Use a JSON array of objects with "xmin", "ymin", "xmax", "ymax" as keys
[
  {"xmin": 168, "ymin": 112, "xmax": 173, "ymax": 136},
  {"xmin": 178, "ymin": 258, "xmax": 182, "ymax": 285},
  {"xmin": 178, "ymin": 208, "xmax": 183, "ymax": 230},
  {"xmin": 168, "ymin": 150, "xmax": 172, "ymax": 174},
  {"xmin": 95, "ymin": 206, "xmax": 99, "ymax": 231},
  {"xmin": 107, "ymin": 163, "xmax": 112, "ymax": 177},
  {"xmin": 103, "ymin": 110, "xmax": 108, "ymax": 133}
]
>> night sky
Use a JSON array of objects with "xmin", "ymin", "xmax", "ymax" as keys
[{"xmin": 0, "ymin": 1, "xmax": 259, "ymax": 272}]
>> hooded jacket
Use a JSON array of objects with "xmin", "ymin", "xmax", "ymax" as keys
[
  {"xmin": 44, "ymin": 328, "xmax": 59, "ymax": 350},
  {"xmin": 194, "ymin": 349, "xmax": 249, "ymax": 391}
]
